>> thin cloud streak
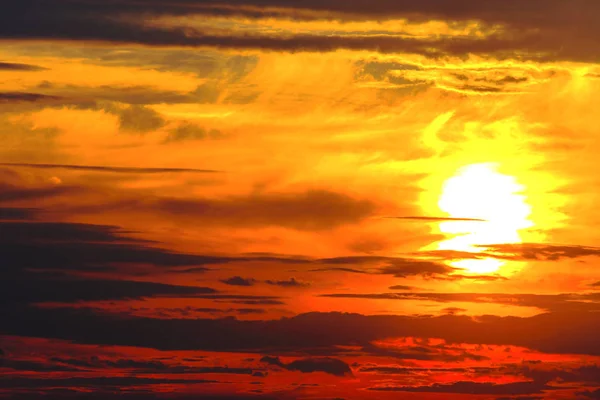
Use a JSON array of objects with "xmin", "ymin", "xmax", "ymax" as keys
[{"xmin": 0, "ymin": 163, "xmax": 221, "ymax": 174}]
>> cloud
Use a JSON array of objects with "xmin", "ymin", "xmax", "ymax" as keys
[
  {"xmin": 223, "ymin": 299, "xmax": 285, "ymax": 305},
  {"xmin": 314, "ymin": 256, "xmax": 480, "ymax": 279},
  {"xmin": 388, "ymin": 216, "xmax": 486, "ymax": 222},
  {"xmin": 388, "ymin": 285, "xmax": 415, "ymax": 291},
  {"xmin": 310, "ymin": 267, "xmax": 370, "ymax": 274},
  {"xmin": 260, "ymin": 356, "xmax": 352, "ymax": 376},
  {"xmin": 485, "ymin": 243, "xmax": 600, "ymax": 261},
  {"xmin": 520, "ymin": 363, "xmax": 600, "ymax": 385},
  {"xmin": 442, "ymin": 307, "xmax": 467, "ymax": 315},
  {"xmin": 0, "ymin": 162, "xmax": 220, "ymax": 174},
  {"xmin": 3, "ymin": 309, "xmax": 600, "ymax": 355},
  {"xmin": 369, "ymin": 381, "xmax": 549, "ymax": 395},
  {"xmin": 3, "ymin": 0, "xmax": 600, "ymax": 62},
  {"xmin": 578, "ymin": 388, "xmax": 600, "ymax": 399},
  {"xmin": 0, "ymin": 61, "xmax": 46, "ymax": 71},
  {"xmin": 236, "ymin": 308, "xmax": 266, "ymax": 315},
  {"xmin": 0, "ymin": 376, "xmax": 219, "ymax": 390},
  {"xmin": 0, "ymin": 92, "xmax": 61, "ymax": 102},
  {"xmin": 47, "ymin": 356, "xmax": 256, "ymax": 375},
  {"xmin": 361, "ymin": 341, "xmax": 488, "ymax": 362},
  {"xmin": 116, "ymin": 104, "xmax": 165, "ymax": 132},
  {"xmin": 265, "ymin": 278, "xmax": 309, "ymax": 288},
  {"xmin": 164, "ymin": 122, "xmax": 223, "ymax": 143},
  {"xmin": 358, "ymin": 365, "xmax": 414, "ymax": 375},
  {"xmin": 0, "ymin": 221, "xmax": 147, "ymax": 244},
  {"xmin": 0, "ymin": 277, "xmax": 216, "ymax": 304},
  {"xmin": 0, "ymin": 220, "xmax": 254, "ymax": 281},
  {"xmin": 440, "ymin": 274, "xmax": 508, "ymax": 282},
  {"xmin": 220, "ymin": 276, "xmax": 257, "ymax": 286},
  {"xmin": 156, "ymin": 190, "xmax": 376, "ymax": 230},
  {"xmin": 0, "ymin": 182, "xmax": 79, "ymax": 203},
  {"xmin": 0, "ymin": 207, "xmax": 38, "ymax": 220},
  {"xmin": 192, "ymin": 294, "xmax": 283, "ymax": 302},
  {"xmin": 0, "ymin": 83, "xmax": 220, "ymax": 112},
  {"xmin": 319, "ymin": 292, "xmax": 600, "ymax": 313},
  {"xmin": 2, "ymin": 358, "xmax": 81, "ymax": 373},
  {"xmin": 40, "ymin": 83, "xmax": 197, "ymax": 105},
  {"xmin": 144, "ymin": 306, "xmax": 267, "ymax": 317},
  {"xmin": 378, "ymin": 260, "xmax": 455, "ymax": 278}
]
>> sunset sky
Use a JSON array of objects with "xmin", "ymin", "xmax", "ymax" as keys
[{"xmin": 1, "ymin": 1, "xmax": 600, "ymax": 399}]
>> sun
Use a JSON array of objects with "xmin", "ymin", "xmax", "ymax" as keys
[{"xmin": 436, "ymin": 163, "xmax": 533, "ymax": 274}]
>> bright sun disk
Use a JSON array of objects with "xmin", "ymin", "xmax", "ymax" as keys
[{"xmin": 437, "ymin": 163, "xmax": 533, "ymax": 274}]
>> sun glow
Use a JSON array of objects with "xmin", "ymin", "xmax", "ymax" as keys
[{"xmin": 437, "ymin": 163, "xmax": 533, "ymax": 274}]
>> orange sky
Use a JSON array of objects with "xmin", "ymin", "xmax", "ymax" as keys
[{"xmin": 1, "ymin": 1, "xmax": 599, "ymax": 399}]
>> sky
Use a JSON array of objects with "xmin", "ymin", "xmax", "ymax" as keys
[{"xmin": 1, "ymin": 1, "xmax": 600, "ymax": 399}]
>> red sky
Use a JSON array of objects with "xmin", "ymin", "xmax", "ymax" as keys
[{"xmin": 1, "ymin": 1, "xmax": 599, "ymax": 399}]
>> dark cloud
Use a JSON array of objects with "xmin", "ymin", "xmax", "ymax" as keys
[
  {"xmin": 173, "ymin": 267, "xmax": 211, "ymax": 274},
  {"xmin": 442, "ymin": 307, "xmax": 467, "ymax": 315},
  {"xmin": 2, "ymin": 359, "xmax": 81, "ymax": 373},
  {"xmin": 447, "ymin": 73, "xmax": 531, "ymax": 93},
  {"xmin": 149, "ymin": 306, "xmax": 266, "ymax": 317},
  {"xmin": 359, "ymin": 365, "xmax": 415, "ymax": 375},
  {"xmin": 319, "ymin": 292, "xmax": 600, "ymax": 313},
  {"xmin": 310, "ymin": 267, "xmax": 369, "ymax": 274},
  {"xmin": 6, "ymin": 394, "xmax": 276, "ymax": 400},
  {"xmin": 265, "ymin": 278, "xmax": 309, "ymax": 288},
  {"xmin": 116, "ymin": 104, "xmax": 165, "ymax": 132},
  {"xmin": 0, "ymin": 83, "xmax": 223, "ymax": 109},
  {"xmin": 485, "ymin": 243, "xmax": 600, "ymax": 261},
  {"xmin": 194, "ymin": 294, "xmax": 283, "ymax": 302},
  {"xmin": 378, "ymin": 260, "xmax": 455, "ymax": 278},
  {"xmin": 0, "ymin": 376, "xmax": 219, "ymax": 390},
  {"xmin": 0, "ymin": 221, "xmax": 237, "ymax": 275},
  {"xmin": 0, "ymin": 92, "xmax": 61, "ymax": 103},
  {"xmin": 0, "ymin": 221, "xmax": 147, "ymax": 244},
  {"xmin": 47, "ymin": 356, "xmax": 256, "ymax": 375},
  {"xmin": 0, "ymin": 207, "xmax": 37, "ymax": 220},
  {"xmin": 459, "ymin": 84, "xmax": 505, "ymax": 93},
  {"xmin": 496, "ymin": 397, "xmax": 543, "ymax": 400},
  {"xmin": 314, "ymin": 256, "xmax": 471, "ymax": 279},
  {"xmin": 0, "ymin": 61, "xmax": 46, "ymax": 71},
  {"xmin": 0, "ymin": 162, "xmax": 220, "ymax": 174},
  {"xmin": 164, "ymin": 122, "xmax": 223, "ymax": 143},
  {"xmin": 3, "ymin": 238, "xmax": 221, "ymax": 274},
  {"xmin": 2, "ymin": 0, "xmax": 600, "ymax": 62},
  {"xmin": 156, "ymin": 190, "xmax": 376, "ymax": 230},
  {"xmin": 520, "ymin": 363, "xmax": 600, "ymax": 385},
  {"xmin": 0, "ymin": 277, "xmax": 216, "ymax": 304},
  {"xmin": 360, "ymin": 341, "xmax": 488, "ymax": 362},
  {"xmin": 3, "ymin": 309, "xmax": 599, "ymax": 356},
  {"xmin": 578, "ymin": 388, "xmax": 600, "ymax": 399},
  {"xmin": 369, "ymin": 381, "xmax": 550, "ymax": 395},
  {"xmin": 260, "ymin": 356, "xmax": 352, "ymax": 376},
  {"xmin": 236, "ymin": 308, "xmax": 266, "ymax": 315},
  {"xmin": 0, "ymin": 219, "xmax": 338, "ymax": 282},
  {"xmin": 18, "ymin": 46, "xmax": 256, "ymax": 79},
  {"xmin": 440, "ymin": 274, "xmax": 508, "ymax": 282},
  {"xmin": 221, "ymin": 276, "xmax": 257, "ymax": 286},
  {"xmin": 0, "ymin": 182, "xmax": 79, "ymax": 203},
  {"xmin": 223, "ymin": 299, "xmax": 285, "ymax": 305},
  {"xmin": 490, "ymin": 75, "xmax": 529, "ymax": 84},
  {"xmin": 45, "ymin": 84, "xmax": 197, "ymax": 105},
  {"xmin": 388, "ymin": 285, "xmax": 415, "ymax": 291}
]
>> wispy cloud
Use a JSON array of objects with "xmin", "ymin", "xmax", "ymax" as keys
[{"xmin": 0, "ymin": 163, "xmax": 220, "ymax": 174}]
